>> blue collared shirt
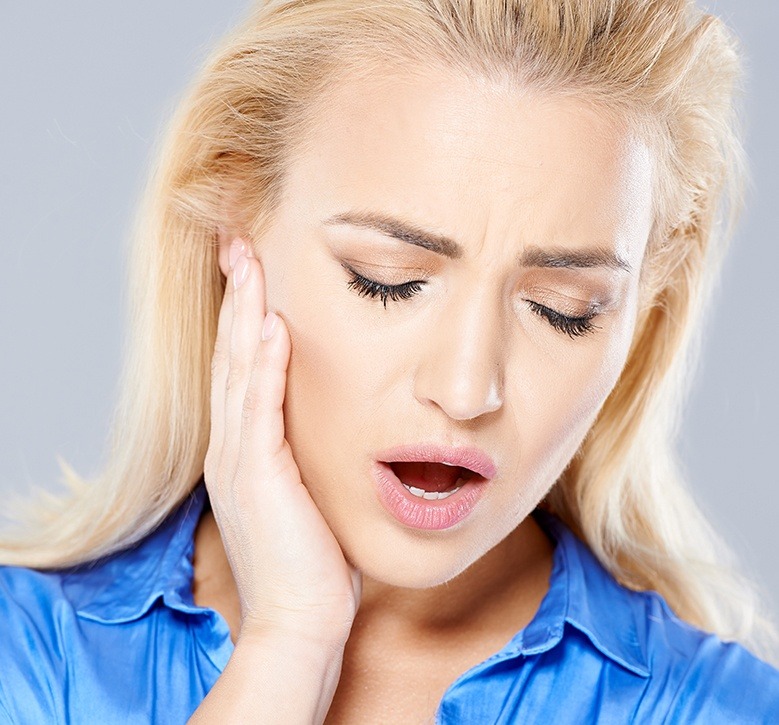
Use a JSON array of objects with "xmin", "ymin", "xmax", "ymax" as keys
[{"xmin": 1, "ymin": 481, "xmax": 778, "ymax": 723}]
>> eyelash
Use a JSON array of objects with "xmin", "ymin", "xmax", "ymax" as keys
[
  {"xmin": 525, "ymin": 301, "xmax": 599, "ymax": 338},
  {"xmin": 345, "ymin": 268, "xmax": 600, "ymax": 339},
  {"xmin": 346, "ymin": 270, "xmax": 425, "ymax": 307}
]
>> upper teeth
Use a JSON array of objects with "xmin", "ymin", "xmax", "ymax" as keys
[{"xmin": 402, "ymin": 476, "xmax": 467, "ymax": 500}]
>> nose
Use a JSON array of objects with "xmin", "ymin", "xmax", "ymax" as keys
[{"xmin": 413, "ymin": 287, "xmax": 505, "ymax": 421}]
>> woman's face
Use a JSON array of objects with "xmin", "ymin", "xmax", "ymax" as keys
[{"xmin": 243, "ymin": 66, "xmax": 653, "ymax": 588}]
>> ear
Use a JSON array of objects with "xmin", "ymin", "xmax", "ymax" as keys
[{"xmin": 216, "ymin": 224, "xmax": 253, "ymax": 279}]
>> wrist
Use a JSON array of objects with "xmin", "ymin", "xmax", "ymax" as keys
[
  {"xmin": 190, "ymin": 617, "xmax": 349, "ymax": 724},
  {"xmin": 237, "ymin": 615, "xmax": 353, "ymax": 653}
]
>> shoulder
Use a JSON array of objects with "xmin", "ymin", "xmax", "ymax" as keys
[
  {"xmin": 0, "ymin": 488, "xmax": 215, "ymax": 722},
  {"xmin": 0, "ymin": 561, "xmax": 77, "ymax": 644},
  {"xmin": 635, "ymin": 588, "xmax": 779, "ymax": 721},
  {"xmin": 0, "ymin": 563, "xmax": 77, "ymax": 719},
  {"xmin": 540, "ymin": 512, "xmax": 779, "ymax": 722}
]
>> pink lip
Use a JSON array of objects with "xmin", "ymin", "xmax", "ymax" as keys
[
  {"xmin": 373, "ymin": 442, "xmax": 497, "ymax": 480},
  {"xmin": 371, "ymin": 460, "xmax": 488, "ymax": 530}
]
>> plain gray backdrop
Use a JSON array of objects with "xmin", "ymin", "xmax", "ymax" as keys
[{"xmin": 1, "ymin": 2, "xmax": 777, "ymax": 623}]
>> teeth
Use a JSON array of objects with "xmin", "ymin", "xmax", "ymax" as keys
[{"xmin": 402, "ymin": 477, "xmax": 466, "ymax": 500}]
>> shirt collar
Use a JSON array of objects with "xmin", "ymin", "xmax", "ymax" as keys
[
  {"xmin": 521, "ymin": 508, "xmax": 650, "ymax": 677},
  {"xmin": 65, "ymin": 481, "xmax": 649, "ymax": 677},
  {"xmin": 65, "ymin": 479, "xmax": 209, "ymax": 623}
]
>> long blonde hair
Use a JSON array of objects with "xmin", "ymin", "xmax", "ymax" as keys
[{"xmin": 3, "ymin": 0, "xmax": 777, "ymax": 664}]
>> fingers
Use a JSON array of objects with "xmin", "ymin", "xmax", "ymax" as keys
[
  {"xmin": 218, "ymin": 243, "xmax": 268, "ymax": 481},
  {"xmin": 207, "ymin": 244, "xmax": 237, "ymax": 483},
  {"xmin": 240, "ymin": 300, "xmax": 291, "ymax": 481},
  {"xmin": 206, "ymin": 233, "xmax": 292, "ymax": 491},
  {"xmin": 208, "ymin": 237, "xmax": 266, "ymax": 484}
]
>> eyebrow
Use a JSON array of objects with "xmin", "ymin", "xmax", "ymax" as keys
[{"xmin": 323, "ymin": 210, "xmax": 632, "ymax": 273}]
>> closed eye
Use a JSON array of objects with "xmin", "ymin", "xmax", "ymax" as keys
[
  {"xmin": 343, "ymin": 264, "xmax": 600, "ymax": 338},
  {"xmin": 344, "ymin": 267, "xmax": 425, "ymax": 309},
  {"xmin": 524, "ymin": 301, "xmax": 599, "ymax": 338}
]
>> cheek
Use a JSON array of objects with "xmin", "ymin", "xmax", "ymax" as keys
[
  {"xmin": 281, "ymin": 309, "xmax": 387, "ymax": 478},
  {"xmin": 516, "ymin": 317, "xmax": 636, "ymax": 474}
]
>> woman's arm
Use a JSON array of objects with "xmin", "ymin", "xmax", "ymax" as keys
[
  {"xmin": 190, "ymin": 237, "xmax": 362, "ymax": 722},
  {"xmin": 187, "ymin": 627, "xmax": 346, "ymax": 724}
]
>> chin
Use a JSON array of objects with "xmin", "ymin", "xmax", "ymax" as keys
[
  {"xmin": 345, "ymin": 532, "xmax": 479, "ymax": 589},
  {"xmin": 360, "ymin": 561, "xmax": 467, "ymax": 590}
]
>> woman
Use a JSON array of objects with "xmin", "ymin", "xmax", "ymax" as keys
[{"xmin": 1, "ymin": 0, "xmax": 778, "ymax": 722}]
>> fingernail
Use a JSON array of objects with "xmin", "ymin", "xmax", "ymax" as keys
[
  {"xmin": 261, "ymin": 311, "xmax": 279, "ymax": 341},
  {"xmin": 233, "ymin": 255, "xmax": 250, "ymax": 289},
  {"xmin": 228, "ymin": 238, "xmax": 246, "ymax": 270}
]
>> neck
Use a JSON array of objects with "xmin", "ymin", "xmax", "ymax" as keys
[
  {"xmin": 192, "ymin": 507, "xmax": 554, "ymax": 645},
  {"xmin": 353, "ymin": 515, "xmax": 554, "ymax": 640}
]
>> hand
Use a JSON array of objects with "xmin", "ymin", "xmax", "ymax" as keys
[{"xmin": 204, "ymin": 237, "xmax": 362, "ymax": 646}]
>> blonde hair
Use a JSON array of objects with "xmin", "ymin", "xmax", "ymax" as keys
[{"xmin": 3, "ymin": 0, "xmax": 777, "ymax": 664}]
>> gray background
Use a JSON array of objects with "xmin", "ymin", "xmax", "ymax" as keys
[{"xmin": 1, "ymin": 2, "xmax": 776, "ymax": 622}]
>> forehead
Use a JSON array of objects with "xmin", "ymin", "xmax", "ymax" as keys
[{"xmin": 284, "ymin": 65, "xmax": 654, "ymax": 262}]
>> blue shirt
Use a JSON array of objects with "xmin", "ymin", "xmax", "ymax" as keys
[{"xmin": 1, "ymin": 481, "xmax": 778, "ymax": 724}]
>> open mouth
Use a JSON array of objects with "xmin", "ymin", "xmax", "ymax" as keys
[{"xmin": 385, "ymin": 461, "xmax": 483, "ymax": 500}]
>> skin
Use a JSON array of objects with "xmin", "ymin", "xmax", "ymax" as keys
[{"xmin": 192, "ymin": 63, "xmax": 654, "ymax": 717}]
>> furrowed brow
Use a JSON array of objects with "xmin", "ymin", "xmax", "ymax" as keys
[
  {"xmin": 324, "ymin": 210, "xmax": 632, "ymax": 273},
  {"xmin": 519, "ymin": 245, "xmax": 632, "ymax": 273},
  {"xmin": 323, "ymin": 210, "xmax": 462, "ymax": 259}
]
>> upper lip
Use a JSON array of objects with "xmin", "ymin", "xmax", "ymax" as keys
[{"xmin": 375, "ymin": 442, "xmax": 497, "ymax": 480}]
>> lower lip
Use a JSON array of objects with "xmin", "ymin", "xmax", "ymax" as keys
[{"xmin": 371, "ymin": 460, "xmax": 487, "ymax": 530}]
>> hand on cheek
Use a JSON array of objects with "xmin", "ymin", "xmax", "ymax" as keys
[{"xmin": 204, "ymin": 236, "xmax": 363, "ymax": 647}]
